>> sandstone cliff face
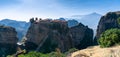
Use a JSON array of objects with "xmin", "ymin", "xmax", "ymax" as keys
[
  {"xmin": 68, "ymin": 45, "xmax": 120, "ymax": 57},
  {"xmin": 0, "ymin": 25, "xmax": 18, "ymax": 56},
  {"xmin": 95, "ymin": 11, "xmax": 120, "ymax": 44},
  {"xmin": 25, "ymin": 19, "xmax": 93, "ymax": 53}
]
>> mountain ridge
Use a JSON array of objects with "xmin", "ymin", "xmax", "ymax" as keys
[{"xmin": 0, "ymin": 19, "xmax": 30, "ymax": 40}]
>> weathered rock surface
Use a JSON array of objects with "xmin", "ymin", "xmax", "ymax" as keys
[
  {"xmin": 25, "ymin": 19, "xmax": 93, "ymax": 53},
  {"xmin": 70, "ymin": 23, "xmax": 93, "ymax": 49},
  {"xmin": 0, "ymin": 25, "xmax": 18, "ymax": 57},
  {"xmin": 68, "ymin": 45, "xmax": 120, "ymax": 57},
  {"xmin": 95, "ymin": 11, "xmax": 120, "ymax": 44}
]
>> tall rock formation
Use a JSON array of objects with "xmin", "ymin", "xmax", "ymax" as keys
[
  {"xmin": 0, "ymin": 25, "xmax": 18, "ymax": 57},
  {"xmin": 70, "ymin": 23, "xmax": 93, "ymax": 49},
  {"xmin": 95, "ymin": 11, "xmax": 120, "ymax": 44},
  {"xmin": 25, "ymin": 19, "xmax": 93, "ymax": 53}
]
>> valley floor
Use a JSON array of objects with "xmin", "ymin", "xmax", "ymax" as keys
[{"xmin": 68, "ymin": 45, "xmax": 120, "ymax": 57}]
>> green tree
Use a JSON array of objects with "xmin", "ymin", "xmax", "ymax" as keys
[
  {"xmin": 98, "ymin": 28, "xmax": 120, "ymax": 48},
  {"xmin": 117, "ymin": 17, "xmax": 120, "ymax": 25}
]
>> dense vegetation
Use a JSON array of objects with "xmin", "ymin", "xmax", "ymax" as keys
[
  {"xmin": 117, "ymin": 17, "xmax": 120, "ymax": 25},
  {"xmin": 98, "ymin": 28, "xmax": 120, "ymax": 47},
  {"xmin": 98, "ymin": 17, "xmax": 120, "ymax": 48},
  {"xmin": 7, "ymin": 48, "xmax": 78, "ymax": 57},
  {"xmin": 17, "ymin": 51, "xmax": 65, "ymax": 57}
]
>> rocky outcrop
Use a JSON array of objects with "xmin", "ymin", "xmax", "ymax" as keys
[
  {"xmin": 25, "ymin": 19, "xmax": 93, "ymax": 53},
  {"xmin": 25, "ymin": 20, "xmax": 73, "ymax": 53},
  {"xmin": 0, "ymin": 25, "xmax": 18, "ymax": 57},
  {"xmin": 70, "ymin": 23, "xmax": 93, "ymax": 49},
  {"xmin": 68, "ymin": 45, "xmax": 120, "ymax": 57},
  {"xmin": 95, "ymin": 11, "xmax": 120, "ymax": 44}
]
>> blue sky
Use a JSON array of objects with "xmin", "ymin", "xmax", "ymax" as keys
[{"xmin": 0, "ymin": 0, "xmax": 120, "ymax": 21}]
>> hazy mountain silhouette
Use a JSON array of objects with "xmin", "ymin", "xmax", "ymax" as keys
[
  {"xmin": 0, "ymin": 19, "xmax": 30, "ymax": 40},
  {"xmin": 64, "ymin": 12, "xmax": 102, "ymax": 36},
  {"xmin": 67, "ymin": 12, "xmax": 102, "ymax": 28}
]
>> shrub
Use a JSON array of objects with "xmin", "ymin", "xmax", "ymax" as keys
[
  {"xmin": 16, "ymin": 49, "xmax": 66, "ymax": 57},
  {"xmin": 117, "ymin": 17, "xmax": 120, "ymax": 25},
  {"xmin": 18, "ymin": 51, "xmax": 49, "ymax": 57},
  {"xmin": 98, "ymin": 28, "xmax": 120, "ymax": 48},
  {"xmin": 65, "ymin": 48, "xmax": 78, "ymax": 55},
  {"xmin": 7, "ymin": 48, "xmax": 79, "ymax": 57}
]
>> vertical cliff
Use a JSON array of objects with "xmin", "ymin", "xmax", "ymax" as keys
[
  {"xmin": 25, "ymin": 19, "xmax": 93, "ymax": 53},
  {"xmin": 0, "ymin": 25, "xmax": 18, "ymax": 57},
  {"xmin": 70, "ymin": 23, "xmax": 93, "ymax": 49},
  {"xmin": 95, "ymin": 11, "xmax": 120, "ymax": 44}
]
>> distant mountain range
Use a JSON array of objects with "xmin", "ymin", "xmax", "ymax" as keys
[
  {"xmin": 0, "ymin": 12, "xmax": 102, "ymax": 40},
  {"xmin": 0, "ymin": 19, "xmax": 30, "ymax": 40},
  {"xmin": 64, "ymin": 12, "xmax": 102, "ymax": 36},
  {"xmin": 66, "ymin": 12, "xmax": 102, "ymax": 29}
]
